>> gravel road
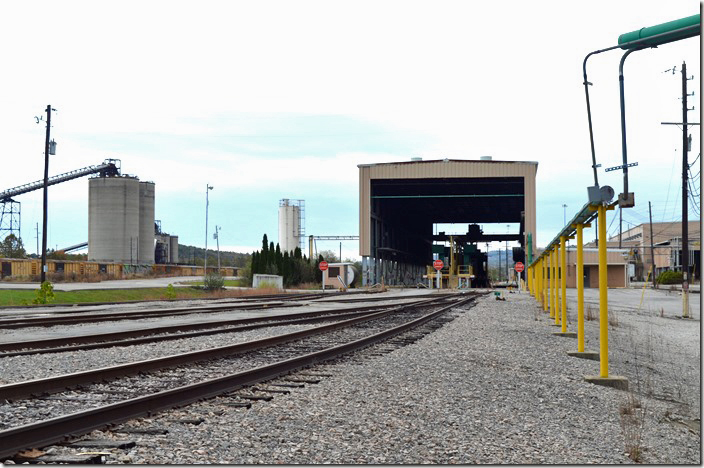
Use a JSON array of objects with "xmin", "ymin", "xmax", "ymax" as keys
[{"xmin": 2, "ymin": 290, "xmax": 700, "ymax": 464}]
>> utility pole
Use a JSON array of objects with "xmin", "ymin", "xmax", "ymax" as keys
[
  {"xmin": 661, "ymin": 61, "xmax": 699, "ymax": 317},
  {"xmin": 40, "ymin": 105, "xmax": 52, "ymax": 284},
  {"xmin": 214, "ymin": 225, "xmax": 221, "ymax": 272},
  {"xmin": 681, "ymin": 62, "xmax": 690, "ymax": 294},
  {"xmin": 204, "ymin": 184, "xmax": 213, "ymax": 275},
  {"xmin": 681, "ymin": 61, "xmax": 691, "ymax": 318}
]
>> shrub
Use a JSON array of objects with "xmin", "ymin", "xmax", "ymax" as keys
[
  {"xmin": 203, "ymin": 273, "xmax": 225, "ymax": 291},
  {"xmin": 33, "ymin": 281, "xmax": 56, "ymax": 304},
  {"xmin": 164, "ymin": 283, "xmax": 177, "ymax": 299},
  {"xmin": 657, "ymin": 270, "xmax": 683, "ymax": 285}
]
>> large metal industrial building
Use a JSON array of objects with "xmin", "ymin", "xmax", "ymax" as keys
[{"xmin": 358, "ymin": 157, "xmax": 538, "ymax": 287}]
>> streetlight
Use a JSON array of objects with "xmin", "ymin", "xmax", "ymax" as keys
[
  {"xmin": 562, "ymin": 204, "xmax": 568, "ymax": 226},
  {"xmin": 213, "ymin": 225, "xmax": 221, "ymax": 273},
  {"xmin": 204, "ymin": 184, "xmax": 213, "ymax": 274},
  {"xmin": 38, "ymin": 105, "xmax": 57, "ymax": 284}
]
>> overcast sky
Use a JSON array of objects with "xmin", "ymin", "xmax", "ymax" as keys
[{"xmin": 0, "ymin": 1, "xmax": 700, "ymax": 261}]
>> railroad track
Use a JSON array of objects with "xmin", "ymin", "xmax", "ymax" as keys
[
  {"xmin": 0, "ymin": 290, "xmax": 424, "ymax": 329},
  {"xmin": 0, "ymin": 300, "xmax": 305, "ymax": 329},
  {"xmin": 0, "ymin": 297, "xmax": 459, "ymax": 356},
  {"xmin": 0, "ymin": 293, "xmax": 480, "ymax": 460}
]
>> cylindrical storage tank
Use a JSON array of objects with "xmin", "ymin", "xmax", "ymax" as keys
[
  {"xmin": 88, "ymin": 177, "xmax": 140, "ymax": 263},
  {"xmin": 169, "ymin": 235, "xmax": 179, "ymax": 264},
  {"xmin": 278, "ymin": 200, "xmax": 300, "ymax": 253},
  {"xmin": 138, "ymin": 182, "xmax": 155, "ymax": 264}
]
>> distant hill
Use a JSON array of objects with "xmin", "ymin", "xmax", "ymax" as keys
[{"xmin": 177, "ymin": 244, "xmax": 251, "ymax": 268}]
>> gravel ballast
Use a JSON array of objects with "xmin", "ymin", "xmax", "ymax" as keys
[{"xmin": 3, "ymin": 290, "xmax": 700, "ymax": 464}]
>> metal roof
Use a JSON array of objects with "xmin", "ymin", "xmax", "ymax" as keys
[{"xmin": 357, "ymin": 158, "xmax": 539, "ymax": 168}]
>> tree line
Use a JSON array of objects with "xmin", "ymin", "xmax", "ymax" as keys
[{"xmin": 248, "ymin": 234, "xmax": 323, "ymax": 287}]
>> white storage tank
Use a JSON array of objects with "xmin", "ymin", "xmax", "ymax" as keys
[
  {"xmin": 88, "ymin": 176, "xmax": 140, "ymax": 263},
  {"xmin": 278, "ymin": 199, "xmax": 302, "ymax": 253},
  {"xmin": 169, "ymin": 235, "xmax": 179, "ymax": 263},
  {"xmin": 138, "ymin": 181, "xmax": 155, "ymax": 264}
]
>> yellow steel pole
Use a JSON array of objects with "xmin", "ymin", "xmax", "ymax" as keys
[
  {"xmin": 556, "ymin": 247, "xmax": 561, "ymax": 324},
  {"xmin": 539, "ymin": 259, "xmax": 544, "ymax": 304},
  {"xmin": 552, "ymin": 248, "xmax": 558, "ymax": 322},
  {"xmin": 577, "ymin": 223, "xmax": 585, "ymax": 352},
  {"xmin": 542, "ymin": 257, "xmax": 548, "ymax": 311},
  {"xmin": 549, "ymin": 250, "xmax": 555, "ymax": 318},
  {"xmin": 536, "ymin": 260, "xmax": 540, "ymax": 304},
  {"xmin": 555, "ymin": 243, "xmax": 560, "ymax": 324},
  {"xmin": 598, "ymin": 204, "xmax": 609, "ymax": 378},
  {"xmin": 553, "ymin": 248, "xmax": 559, "ymax": 320},
  {"xmin": 560, "ymin": 235, "xmax": 567, "ymax": 333},
  {"xmin": 536, "ymin": 258, "xmax": 543, "ymax": 306}
]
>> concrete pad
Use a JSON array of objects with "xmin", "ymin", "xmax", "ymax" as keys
[
  {"xmin": 584, "ymin": 375, "xmax": 629, "ymax": 391},
  {"xmin": 552, "ymin": 331, "xmax": 577, "ymax": 338},
  {"xmin": 567, "ymin": 350, "xmax": 600, "ymax": 361}
]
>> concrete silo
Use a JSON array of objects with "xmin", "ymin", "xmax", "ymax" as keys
[
  {"xmin": 138, "ymin": 181, "xmax": 155, "ymax": 264},
  {"xmin": 169, "ymin": 235, "xmax": 179, "ymax": 263},
  {"xmin": 88, "ymin": 176, "xmax": 141, "ymax": 263},
  {"xmin": 278, "ymin": 199, "xmax": 304, "ymax": 253}
]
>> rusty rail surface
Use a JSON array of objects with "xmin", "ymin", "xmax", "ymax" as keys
[
  {"xmin": 0, "ymin": 296, "xmax": 454, "ymax": 401},
  {"xmin": 0, "ymin": 299, "xmax": 441, "ymax": 354}
]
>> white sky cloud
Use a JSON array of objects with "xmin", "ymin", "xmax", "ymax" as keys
[{"xmin": 0, "ymin": 0, "xmax": 699, "ymax": 258}]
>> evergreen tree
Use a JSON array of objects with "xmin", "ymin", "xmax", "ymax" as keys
[
  {"xmin": 261, "ymin": 234, "xmax": 269, "ymax": 272},
  {"xmin": 251, "ymin": 251, "xmax": 259, "ymax": 274}
]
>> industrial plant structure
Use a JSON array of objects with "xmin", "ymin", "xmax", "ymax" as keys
[
  {"xmin": 278, "ymin": 199, "xmax": 305, "ymax": 253},
  {"xmin": 88, "ymin": 176, "xmax": 155, "ymax": 264},
  {"xmin": 0, "ymin": 159, "xmax": 186, "ymax": 277},
  {"xmin": 358, "ymin": 157, "xmax": 538, "ymax": 287}
]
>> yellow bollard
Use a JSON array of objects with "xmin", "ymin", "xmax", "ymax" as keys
[
  {"xmin": 583, "ymin": 204, "xmax": 628, "ymax": 390},
  {"xmin": 554, "ymin": 246, "xmax": 560, "ymax": 326},
  {"xmin": 542, "ymin": 257, "xmax": 548, "ymax": 311},
  {"xmin": 598, "ymin": 204, "xmax": 608, "ymax": 378},
  {"xmin": 560, "ymin": 235, "xmax": 567, "ymax": 333},
  {"xmin": 577, "ymin": 224, "xmax": 585, "ymax": 352},
  {"xmin": 550, "ymin": 249, "xmax": 555, "ymax": 318}
]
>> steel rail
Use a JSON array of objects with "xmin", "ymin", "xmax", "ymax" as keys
[
  {"xmin": 315, "ymin": 292, "xmax": 460, "ymax": 303},
  {"xmin": 0, "ymin": 301, "xmax": 437, "ymax": 356},
  {"xmin": 0, "ymin": 294, "xmax": 477, "ymax": 459},
  {"xmin": 0, "ymin": 296, "xmax": 453, "ymax": 401},
  {"xmin": 0, "ymin": 301, "xmax": 303, "ymax": 329},
  {"xmin": 0, "ymin": 298, "xmax": 444, "ymax": 352}
]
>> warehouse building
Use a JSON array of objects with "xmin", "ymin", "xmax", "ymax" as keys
[{"xmin": 358, "ymin": 157, "xmax": 538, "ymax": 287}]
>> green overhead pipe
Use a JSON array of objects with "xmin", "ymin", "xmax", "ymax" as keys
[{"xmin": 618, "ymin": 14, "xmax": 700, "ymax": 49}]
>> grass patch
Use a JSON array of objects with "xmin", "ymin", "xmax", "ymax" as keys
[
  {"xmin": 0, "ymin": 285, "xmax": 311, "ymax": 307},
  {"xmin": 0, "ymin": 287, "xmax": 213, "ymax": 307}
]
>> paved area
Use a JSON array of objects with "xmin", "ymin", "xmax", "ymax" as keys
[{"xmin": 562, "ymin": 286, "xmax": 700, "ymax": 320}]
